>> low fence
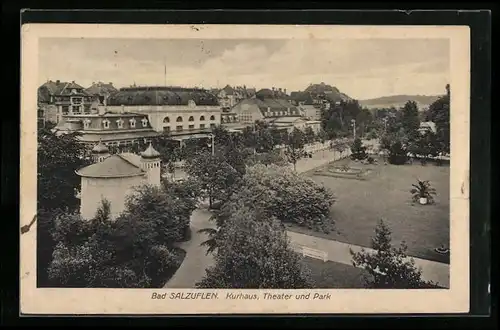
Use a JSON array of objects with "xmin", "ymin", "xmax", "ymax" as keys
[{"xmin": 290, "ymin": 243, "xmax": 328, "ymax": 262}]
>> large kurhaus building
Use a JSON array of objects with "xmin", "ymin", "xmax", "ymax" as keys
[{"xmin": 105, "ymin": 86, "xmax": 222, "ymax": 142}]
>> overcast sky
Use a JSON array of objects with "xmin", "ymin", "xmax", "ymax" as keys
[{"xmin": 38, "ymin": 38, "xmax": 450, "ymax": 100}]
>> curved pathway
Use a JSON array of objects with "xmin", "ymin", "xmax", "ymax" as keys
[{"xmin": 164, "ymin": 208, "xmax": 216, "ymax": 288}]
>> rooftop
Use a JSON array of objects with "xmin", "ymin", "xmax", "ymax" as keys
[
  {"xmin": 106, "ymin": 86, "xmax": 219, "ymax": 106},
  {"xmin": 75, "ymin": 154, "xmax": 146, "ymax": 178}
]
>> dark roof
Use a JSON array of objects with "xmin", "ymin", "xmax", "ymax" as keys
[
  {"xmin": 85, "ymin": 82, "xmax": 118, "ymax": 96},
  {"xmin": 255, "ymin": 88, "xmax": 290, "ymax": 100},
  {"xmin": 75, "ymin": 154, "xmax": 145, "ymax": 178},
  {"xmin": 38, "ymin": 80, "xmax": 89, "ymax": 97},
  {"xmin": 222, "ymin": 85, "xmax": 235, "ymax": 95},
  {"xmin": 106, "ymin": 86, "xmax": 219, "ymax": 106},
  {"xmin": 236, "ymin": 97, "xmax": 298, "ymax": 113},
  {"xmin": 290, "ymin": 91, "xmax": 314, "ymax": 104}
]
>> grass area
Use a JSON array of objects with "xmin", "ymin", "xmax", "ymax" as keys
[
  {"xmin": 292, "ymin": 156, "xmax": 450, "ymax": 264},
  {"xmin": 301, "ymin": 257, "xmax": 369, "ymax": 288}
]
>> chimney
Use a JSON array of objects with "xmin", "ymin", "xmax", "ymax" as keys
[
  {"xmin": 279, "ymin": 88, "xmax": 282, "ymax": 93},
  {"xmin": 72, "ymin": 80, "xmax": 75, "ymax": 83},
  {"xmin": 56, "ymin": 80, "xmax": 60, "ymax": 85},
  {"xmin": 109, "ymin": 82, "xmax": 113, "ymax": 86},
  {"xmin": 284, "ymin": 88, "xmax": 287, "ymax": 94}
]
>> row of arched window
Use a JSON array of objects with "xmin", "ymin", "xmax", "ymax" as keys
[{"xmin": 163, "ymin": 115, "xmax": 216, "ymax": 123}]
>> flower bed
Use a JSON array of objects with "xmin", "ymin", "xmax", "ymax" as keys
[{"xmin": 314, "ymin": 165, "xmax": 371, "ymax": 180}]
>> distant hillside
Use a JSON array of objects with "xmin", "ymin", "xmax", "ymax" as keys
[
  {"xmin": 359, "ymin": 95, "xmax": 443, "ymax": 110},
  {"xmin": 293, "ymin": 83, "xmax": 352, "ymax": 103}
]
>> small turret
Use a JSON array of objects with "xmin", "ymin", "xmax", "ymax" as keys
[
  {"xmin": 92, "ymin": 140, "xmax": 110, "ymax": 163},
  {"xmin": 140, "ymin": 142, "xmax": 161, "ymax": 186}
]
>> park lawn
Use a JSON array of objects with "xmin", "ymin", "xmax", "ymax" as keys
[
  {"xmin": 301, "ymin": 257, "xmax": 369, "ymax": 288},
  {"xmin": 292, "ymin": 157, "xmax": 450, "ymax": 264}
]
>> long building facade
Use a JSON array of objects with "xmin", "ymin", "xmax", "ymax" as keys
[{"xmin": 105, "ymin": 86, "xmax": 222, "ymax": 141}]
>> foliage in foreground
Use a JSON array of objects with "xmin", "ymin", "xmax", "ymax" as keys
[
  {"xmin": 350, "ymin": 220, "xmax": 436, "ymax": 289},
  {"xmin": 48, "ymin": 183, "xmax": 196, "ymax": 288},
  {"xmin": 196, "ymin": 206, "xmax": 312, "ymax": 289}
]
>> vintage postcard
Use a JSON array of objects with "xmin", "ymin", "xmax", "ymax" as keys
[{"xmin": 20, "ymin": 24, "xmax": 470, "ymax": 315}]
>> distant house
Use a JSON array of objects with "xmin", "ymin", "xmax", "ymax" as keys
[
  {"xmin": 418, "ymin": 121, "xmax": 437, "ymax": 134},
  {"xmin": 38, "ymin": 80, "xmax": 94, "ymax": 124},
  {"xmin": 217, "ymin": 84, "xmax": 257, "ymax": 110},
  {"xmin": 231, "ymin": 89, "xmax": 300, "ymax": 125}
]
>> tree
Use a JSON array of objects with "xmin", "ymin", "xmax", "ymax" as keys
[
  {"xmin": 245, "ymin": 150, "xmax": 289, "ymax": 168},
  {"xmin": 304, "ymin": 126, "xmax": 316, "ymax": 144},
  {"xmin": 37, "ymin": 127, "xmax": 90, "ymax": 286},
  {"xmin": 350, "ymin": 138, "xmax": 368, "ymax": 160},
  {"xmin": 350, "ymin": 220, "xmax": 436, "ymax": 288},
  {"xmin": 37, "ymin": 128, "xmax": 90, "ymax": 212},
  {"xmin": 185, "ymin": 151, "xmax": 242, "ymax": 208},
  {"xmin": 387, "ymin": 140, "xmax": 408, "ymax": 165},
  {"xmin": 124, "ymin": 184, "xmax": 196, "ymax": 243},
  {"xmin": 48, "ymin": 189, "xmax": 190, "ymax": 288},
  {"xmin": 426, "ymin": 85, "xmax": 450, "ymax": 154},
  {"xmin": 401, "ymin": 100, "xmax": 420, "ymax": 137},
  {"xmin": 284, "ymin": 128, "xmax": 306, "ymax": 171},
  {"xmin": 239, "ymin": 164, "xmax": 335, "ymax": 232},
  {"xmin": 407, "ymin": 131, "xmax": 440, "ymax": 165},
  {"xmin": 196, "ymin": 206, "xmax": 312, "ymax": 289}
]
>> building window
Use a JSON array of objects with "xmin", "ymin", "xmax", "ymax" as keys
[
  {"xmin": 176, "ymin": 116, "xmax": 183, "ymax": 122},
  {"xmin": 176, "ymin": 125, "xmax": 183, "ymax": 132},
  {"xmin": 210, "ymin": 123, "xmax": 216, "ymax": 128},
  {"xmin": 141, "ymin": 118, "xmax": 148, "ymax": 127},
  {"xmin": 102, "ymin": 119, "xmax": 110, "ymax": 129},
  {"xmin": 200, "ymin": 115, "xmax": 205, "ymax": 121},
  {"xmin": 188, "ymin": 116, "xmax": 194, "ymax": 122},
  {"xmin": 163, "ymin": 117, "xmax": 170, "ymax": 123},
  {"xmin": 163, "ymin": 126, "xmax": 171, "ymax": 133},
  {"xmin": 72, "ymin": 106, "xmax": 81, "ymax": 113},
  {"xmin": 210, "ymin": 115, "xmax": 215, "ymax": 121},
  {"xmin": 129, "ymin": 119, "xmax": 136, "ymax": 128},
  {"xmin": 71, "ymin": 97, "xmax": 83, "ymax": 105},
  {"xmin": 200, "ymin": 123, "xmax": 205, "ymax": 129},
  {"xmin": 188, "ymin": 124, "xmax": 195, "ymax": 130},
  {"xmin": 116, "ymin": 119, "xmax": 124, "ymax": 129}
]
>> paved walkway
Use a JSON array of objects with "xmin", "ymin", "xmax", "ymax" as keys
[
  {"xmin": 164, "ymin": 208, "xmax": 216, "ymax": 288},
  {"xmin": 287, "ymin": 231, "xmax": 450, "ymax": 288}
]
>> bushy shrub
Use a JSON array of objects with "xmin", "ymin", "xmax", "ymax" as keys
[
  {"xmin": 388, "ymin": 141, "xmax": 408, "ymax": 165},
  {"xmin": 350, "ymin": 138, "xmax": 368, "ymax": 160},
  {"xmin": 233, "ymin": 164, "xmax": 336, "ymax": 233},
  {"xmin": 196, "ymin": 207, "xmax": 312, "ymax": 289}
]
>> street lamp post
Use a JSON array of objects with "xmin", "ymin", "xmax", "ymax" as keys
[
  {"xmin": 208, "ymin": 134, "xmax": 215, "ymax": 156},
  {"xmin": 383, "ymin": 117, "xmax": 388, "ymax": 133},
  {"xmin": 351, "ymin": 119, "xmax": 356, "ymax": 140}
]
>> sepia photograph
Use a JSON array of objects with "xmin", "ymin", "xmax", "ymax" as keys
[{"xmin": 20, "ymin": 24, "xmax": 470, "ymax": 314}]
